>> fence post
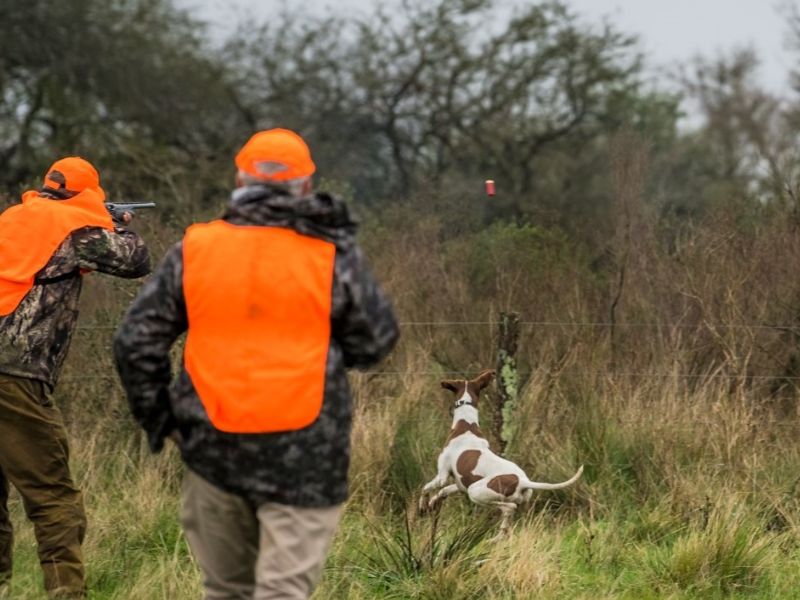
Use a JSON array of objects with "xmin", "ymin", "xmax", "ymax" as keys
[{"xmin": 494, "ymin": 311, "xmax": 520, "ymax": 456}]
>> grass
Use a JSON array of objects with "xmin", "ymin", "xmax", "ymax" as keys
[
  {"xmin": 4, "ymin": 365, "xmax": 800, "ymax": 599},
  {"xmin": 10, "ymin": 208, "xmax": 800, "ymax": 598}
]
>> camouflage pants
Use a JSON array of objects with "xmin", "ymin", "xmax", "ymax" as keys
[{"xmin": 0, "ymin": 374, "xmax": 87, "ymax": 598}]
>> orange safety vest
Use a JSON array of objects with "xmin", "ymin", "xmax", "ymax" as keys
[
  {"xmin": 0, "ymin": 189, "xmax": 114, "ymax": 316},
  {"xmin": 182, "ymin": 220, "xmax": 336, "ymax": 434}
]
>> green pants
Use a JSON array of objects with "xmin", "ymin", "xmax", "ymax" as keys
[{"xmin": 0, "ymin": 374, "xmax": 86, "ymax": 598}]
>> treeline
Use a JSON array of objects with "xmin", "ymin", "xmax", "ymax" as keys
[
  {"xmin": 3, "ymin": 0, "xmax": 797, "ymax": 231},
  {"xmin": 7, "ymin": 0, "xmax": 800, "ymax": 388}
]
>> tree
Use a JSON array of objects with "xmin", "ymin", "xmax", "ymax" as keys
[
  {"xmin": 225, "ymin": 0, "xmax": 672, "ymax": 225},
  {"xmin": 0, "ymin": 0, "xmax": 247, "ymax": 200}
]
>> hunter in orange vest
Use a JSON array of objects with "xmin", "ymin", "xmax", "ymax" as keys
[
  {"xmin": 0, "ymin": 157, "xmax": 151, "ymax": 599},
  {"xmin": 0, "ymin": 158, "xmax": 114, "ymax": 316},
  {"xmin": 115, "ymin": 129, "xmax": 399, "ymax": 600},
  {"xmin": 183, "ymin": 220, "xmax": 335, "ymax": 433}
]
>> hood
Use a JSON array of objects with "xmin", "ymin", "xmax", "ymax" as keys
[{"xmin": 224, "ymin": 185, "xmax": 358, "ymax": 250}]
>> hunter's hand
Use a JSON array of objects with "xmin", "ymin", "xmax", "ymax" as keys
[{"xmin": 122, "ymin": 212, "xmax": 133, "ymax": 225}]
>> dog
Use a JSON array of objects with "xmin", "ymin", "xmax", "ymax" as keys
[{"xmin": 418, "ymin": 369, "xmax": 583, "ymax": 535}]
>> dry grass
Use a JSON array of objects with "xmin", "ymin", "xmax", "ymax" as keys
[
  {"xmin": 6, "ymin": 334, "xmax": 800, "ymax": 599},
  {"xmin": 8, "ymin": 200, "xmax": 800, "ymax": 598}
]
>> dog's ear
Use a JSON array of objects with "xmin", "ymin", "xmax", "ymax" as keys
[
  {"xmin": 473, "ymin": 369, "xmax": 496, "ymax": 390},
  {"xmin": 441, "ymin": 380, "xmax": 460, "ymax": 392}
]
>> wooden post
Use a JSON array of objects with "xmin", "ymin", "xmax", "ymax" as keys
[{"xmin": 494, "ymin": 311, "xmax": 520, "ymax": 456}]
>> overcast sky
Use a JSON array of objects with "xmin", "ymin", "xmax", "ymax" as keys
[
  {"xmin": 569, "ymin": 0, "xmax": 793, "ymax": 94},
  {"xmin": 183, "ymin": 0, "xmax": 796, "ymax": 95}
]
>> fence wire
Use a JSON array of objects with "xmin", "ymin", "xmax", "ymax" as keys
[
  {"xmin": 67, "ymin": 318, "xmax": 800, "ymax": 383},
  {"xmin": 76, "ymin": 320, "xmax": 800, "ymax": 331},
  {"xmin": 57, "ymin": 371, "xmax": 800, "ymax": 382}
]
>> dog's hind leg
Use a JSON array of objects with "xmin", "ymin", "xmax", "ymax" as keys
[
  {"xmin": 498, "ymin": 503, "xmax": 517, "ymax": 535},
  {"xmin": 467, "ymin": 480, "xmax": 519, "ymax": 536},
  {"xmin": 492, "ymin": 502, "xmax": 518, "ymax": 538}
]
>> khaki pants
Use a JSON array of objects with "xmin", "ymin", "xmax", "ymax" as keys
[
  {"xmin": 180, "ymin": 469, "xmax": 342, "ymax": 600},
  {"xmin": 0, "ymin": 374, "xmax": 87, "ymax": 598}
]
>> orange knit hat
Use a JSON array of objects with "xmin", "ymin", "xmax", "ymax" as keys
[
  {"xmin": 42, "ymin": 156, "xmax": 102, "ymax": 195},
  {"xmin": 235, "ymin": 129, "xmax": 316, "ymax": 182}
]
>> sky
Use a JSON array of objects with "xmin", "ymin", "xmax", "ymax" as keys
[
  {"xmin": 183, "ymin": 0, "xmax": 796, "ymax": 96},
  {"xmin": 568, "ymin": 0, "xmax": 793, "ymax": 95}
]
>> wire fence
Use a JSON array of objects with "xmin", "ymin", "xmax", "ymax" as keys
[
  {"xmin": 75, "ymin": 320, "xmax": 800, "ymax": 331},
  {"xmin": 60, "ymin": 320, "xmax": 800, "ymax": 435},
  {"xmin": 66, "ymin": 318, "xmax": 800, "ymax": 383},
  {"xmin": 57, "ymin": 370, "xmax": 800, "ymax": 382}
]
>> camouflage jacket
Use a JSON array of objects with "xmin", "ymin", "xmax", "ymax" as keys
[
  {"xmin": 114, "ymin": 186, "xmax": 399, "ymax": 508},
  {"xmin": 0, "ymin": 226, "xmax": 151, "ymax": 387}
]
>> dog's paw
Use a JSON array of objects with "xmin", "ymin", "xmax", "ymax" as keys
[{"xmin": 417, "ymin": 496, "xmax": 429, "ymax": 516}]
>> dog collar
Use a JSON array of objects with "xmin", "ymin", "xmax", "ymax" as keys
[{"xmin": 455, "ymin": 397, "xmax": 475, "ymax": 408}]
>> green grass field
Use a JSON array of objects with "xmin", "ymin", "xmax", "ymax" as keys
[{"xmin": 6, "ymin": 361, "xmax": 800, "ymax": 599}]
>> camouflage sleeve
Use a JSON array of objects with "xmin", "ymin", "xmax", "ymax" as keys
[
  {"xmin": 332, "ymin": 246, "xmax": 400, "ymax": 370},
  {"xmin": 114, "ymin": 243, "xmax": 186, "ymax": 452},
  {"xmin": 72, "ymin": 226, "xmax": 151, "ymax": 278}
]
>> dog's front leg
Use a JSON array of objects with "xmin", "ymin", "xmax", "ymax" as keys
[
  {"xmin": 428, "ymin": 484, "xmax": 460, "ymax": 510},
  {"xmin": 419, "ymin": 474, "xmax": 447, "ymax": 513},
  {"xmin": 419, "ymin": 453, "xmax": 451, "ymax": 513}
]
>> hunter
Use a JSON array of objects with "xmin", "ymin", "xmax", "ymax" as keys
[
  {"xmin": 114, "ymin": 128, "xmax": 399, "ymax": 600},
  {"xmin": 0, "ymin": 157, "xmax": 151, "ymax": 598}
]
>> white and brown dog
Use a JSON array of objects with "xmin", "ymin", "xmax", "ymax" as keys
[{"xmin": 419, "ymin": 369, "xmax": 583, "ymax": 534}]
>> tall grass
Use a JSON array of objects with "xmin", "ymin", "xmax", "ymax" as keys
[
  {"xmin": 6, "ymin": 346, "xmax": 797, "ymax": 598},
  {"xmin": 7, "ymin": 194, "xmax": 800, "ymax": 598}
]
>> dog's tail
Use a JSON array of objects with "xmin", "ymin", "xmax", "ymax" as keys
[{"xmin": 521, "ymin": 465, "xmax": 584, "ymax": 491}]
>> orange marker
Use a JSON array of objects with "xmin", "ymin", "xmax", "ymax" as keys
[{"xmin": 485, "ymin": 179, "xmax": 496, "ymax": 196}]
